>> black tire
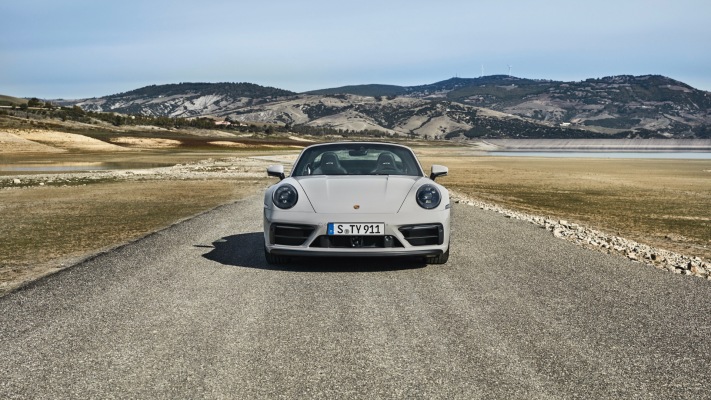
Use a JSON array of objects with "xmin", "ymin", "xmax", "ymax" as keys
[
  {"xmin": 425, "ymin": 248, "xmax": 450, "ymax": 265},
  {"xmin": 264, "ymin": 246, "xmax": 289, "ymax": 265}
]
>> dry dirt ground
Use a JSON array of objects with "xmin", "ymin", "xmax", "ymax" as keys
[
  {"xmin": 2, "ymin": 130, "xmax": 710, "ymax": 295},
  {"xmin": 417, "ymin": 148, "xmax": 711, "ymax": 263},
  {"xmin": 0, "ymin": 129, "xmax": 302, "ymax": 295}
]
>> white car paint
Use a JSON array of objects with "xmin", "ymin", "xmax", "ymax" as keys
[{"xmin": 263, "ymin": 142, "xmax": 451, "ymax": 264}]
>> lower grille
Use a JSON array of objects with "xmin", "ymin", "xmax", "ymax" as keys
[
  {"xmin": 399, "ymin": 224, "xmax": 444, "ymax": 246},
  {"xmin": 271, "ymin": 224, "xmax": 315, "ymax": 246},
  {"xmin": 311, "ymin": 235, "xmax": 404, "ymax": 248}
]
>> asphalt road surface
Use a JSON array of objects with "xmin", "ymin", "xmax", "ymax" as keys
[{"xmin": 1, "ymin": 195, "xmax": 710, "ymax": 399}]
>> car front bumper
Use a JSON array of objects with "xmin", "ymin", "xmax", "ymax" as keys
[{"xmin": 263, "ymin": 207, "xmax": 450, "ymax": 258}]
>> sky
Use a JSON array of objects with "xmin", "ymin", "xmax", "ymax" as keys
[{"xmin": 1, "ymin": 0, "xmax": 709, "ymax": 99}]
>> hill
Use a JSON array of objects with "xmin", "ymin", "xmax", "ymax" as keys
[
  {"xmin": 76, "ymin": 82, "xmax": 296, "ymax": 118},
  {"xmin": 40, "ymin": 76, "xmax": 711, "ymax": 139},
  {"xmin": 0, "ymin": 94, "xmax": 28, "ymax": 107},
  {"xmin": 308, "ymin": 75, "xmax": 711, "ymax": 137},
  {"xmin": 225, "ymin": 75, "xmax": 711, "ymax": 139},
  {"xmin": 306, "ymin": 84, "xmax": 407, "ymax": 97}
]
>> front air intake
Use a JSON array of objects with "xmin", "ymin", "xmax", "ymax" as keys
[
  {"xmin": 399, "ymin": 224, "xmax": 444, "ymax": 246},
  {"xmin": 271, "ymin": 224, "xmax": 315, "ymax": 246},
  {"xmin": 310, "ymin": 235, "xmax": 404, "ymax": 249}
]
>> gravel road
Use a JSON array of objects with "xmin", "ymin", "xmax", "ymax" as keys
[{"xmin": 1, "ymin": 195, "xmax": 710, "ymax": 399}]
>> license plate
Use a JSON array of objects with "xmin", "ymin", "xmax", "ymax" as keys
[{"xmin": 328, "ymin": 223, "xmax": 384, "ymax": 236}]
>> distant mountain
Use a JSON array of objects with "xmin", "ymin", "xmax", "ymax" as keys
[
  {"xmin": 306, "ymin": 84, "xmax": 407, "ymax": 97},
  {"xmin": 309, "ymin": 75, "xmax": 711, "ymax": 137},
  {"xmin": 69, "ymin": 76, "xmax": 711, "ymax": 139},
  {"xmin": 76, "ymin": 82, "xmax": 296, "ymax": 118}
]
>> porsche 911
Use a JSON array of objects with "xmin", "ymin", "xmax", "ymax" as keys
[{"xmin": 263, "ymin": 142, "xmax": 450, "ymax": 265}]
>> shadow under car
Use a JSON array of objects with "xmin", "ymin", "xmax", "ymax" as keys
[{"xmin": 199, "ymin": 232, "xmax": 427, "ymax": 272}]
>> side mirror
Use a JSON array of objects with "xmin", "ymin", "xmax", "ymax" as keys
[
  {"xmin": 430, "ymin": 164, "xmax": 448, "ymax": 181},
  {"xmin": 267, "ymin": 165, "xmax": 285, "ymax": 180}
]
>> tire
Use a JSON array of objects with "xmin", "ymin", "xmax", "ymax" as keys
[
  {"xmin": 425, "ymin": 248, "xmax": 450, "ymax": 265},
  {"xmin": 264, "ymin": 246, "xmax": 289, "ymax": 265}
]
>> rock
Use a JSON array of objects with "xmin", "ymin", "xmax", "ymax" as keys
[
  {"xmin": 13, "ymin": 179, "xmax": 21, "ymax": 184},
  {"xmin": 690, "ymin": 264, "xmax": 706, "ymax": 276}
]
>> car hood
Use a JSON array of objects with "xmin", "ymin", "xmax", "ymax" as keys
[{"xmin": 296, "ymin": 175, "xmax": 420, "ymax": 214}]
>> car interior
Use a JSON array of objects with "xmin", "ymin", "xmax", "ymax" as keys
[{"xmin": 295, "ymin": 146, "xmax": 421, "ymax": 176}]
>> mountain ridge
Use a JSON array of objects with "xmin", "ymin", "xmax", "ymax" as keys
[{"xmin": 62, "ymin": 75, "xmax": 711, "ymax": 139}]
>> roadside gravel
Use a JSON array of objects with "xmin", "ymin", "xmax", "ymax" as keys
[
  {"xmin": 452, "ymin": 191, "xmax": 711, "ymax": 281},
  {"xmin": 1, "ymin": 156, "xmax": 280, "ymax": 188}
]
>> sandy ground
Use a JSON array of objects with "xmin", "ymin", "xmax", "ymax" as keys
[
  {"xmin": 0, "ymin": 130, "xmax": 68, "ymax": 153},
  {"xmin": 0, "ymin": 129, "xmax": 307, "ymax": 153},
  {"xmin": 108, "ymin": 137, "xmax": 182, "ymax": 148},
  {"xmin": 2, "ymin": 129, "xmax": 130, "ymax": 152}
]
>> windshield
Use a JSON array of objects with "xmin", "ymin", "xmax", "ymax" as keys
[{"xmin": 292, "ymin": 143, "xmax": 424, "ymax": 177}]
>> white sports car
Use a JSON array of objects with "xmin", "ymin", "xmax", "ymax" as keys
[{"xmin": 263, "ymin": 142, "xmax": 450, "ymax": 265}]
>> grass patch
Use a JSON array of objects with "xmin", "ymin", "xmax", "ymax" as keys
[
  {"xmin": 420, "ymin": 154, "xmax": 711, "ymax": 261},
  {"xmin": 0, "ymin": 178, "xmax": 267, "ymax": 293}
]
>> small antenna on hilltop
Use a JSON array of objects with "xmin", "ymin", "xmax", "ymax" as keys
[
  {"xmin": 508, "ymin": 64, "xmax": 512, "ymax": 77},
  {"xmin": 481, "ymin": 64, "xmax": 484, "ymax": 78}
]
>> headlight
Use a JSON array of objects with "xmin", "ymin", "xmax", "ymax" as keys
[
  {"xmin": 416, "ymin": 184, "xmax": 441, "ymax": 209},
  {"xmin": 273, "ymin": 184, "xmax": 299, "ymax": 209}
]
